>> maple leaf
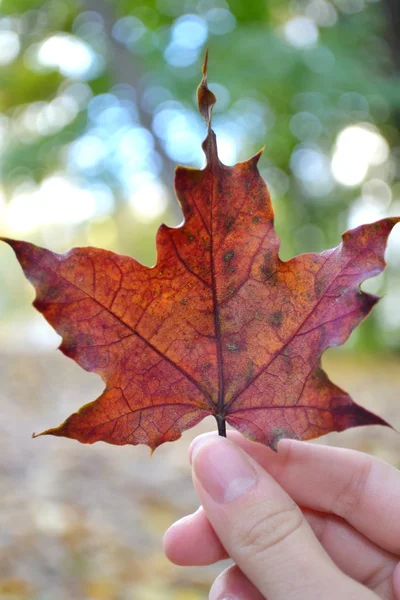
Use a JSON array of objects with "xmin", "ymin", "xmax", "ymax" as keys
[{"xmin": 2, "ymin": 54, "xmax": 399, "ymax": 451}]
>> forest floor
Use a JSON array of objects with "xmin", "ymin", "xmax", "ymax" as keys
[{"xmin": 1, "ymin": 350, "xmax": 399, "ymax": 600}]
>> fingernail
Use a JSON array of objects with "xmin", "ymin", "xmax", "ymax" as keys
[
  {"xmin": 189, "ymin": 432, "xmax": 218, "ymax": 464},
  {"xmin": 192, "ymin": 438, "xmax": 257, "ymax": 504}
]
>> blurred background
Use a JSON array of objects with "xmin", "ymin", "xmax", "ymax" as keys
[{"xmin": 0, "ymin": 0, "xmax": 399, "ymax": 598}]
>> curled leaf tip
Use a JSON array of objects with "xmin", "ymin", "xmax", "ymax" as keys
[
  {"xmin": 202, "ymin": 47, "xmax": 209, "ymax": 75},
  {"xmin": 197, "ymin": 48, "xmax": 216, "ymax": 127},
  {"xmin": 32, "ymin": 428, "xmax": 53, "ymax": 439}
]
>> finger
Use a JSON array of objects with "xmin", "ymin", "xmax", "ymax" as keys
[
  {"xmin": 164, "ymin": 507, "xmax": 227, "ymax": 565},
  {"xmin": 191, "ymin": 436, "xmax": 374, "ymax": 600},
  {"xmin": 209, "ymin": 564, "xmax": 265, "ymax": 600},
  {"xmin": 305, "ymin": 510, "xmax": 397, "ymax": 597},
  {"xmin": 165, "ymin": 503, "xmax": 398, "ymax": 593},
  {"xmin": 191, "ymin": 431, "xmax": 400, "ymax": 555}
]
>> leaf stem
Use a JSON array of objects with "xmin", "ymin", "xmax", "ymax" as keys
[{"xmin": 216, "ymin": 415, "xmax": 226, "ymax": 437}]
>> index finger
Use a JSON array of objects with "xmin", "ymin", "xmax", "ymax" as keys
[{"xmin": 197, "ymin": 431, "xmax": 400, "ymax": 555}]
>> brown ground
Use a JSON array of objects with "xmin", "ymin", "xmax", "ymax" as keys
[{"xmin": 0, "ymin": 350, "xmax": 399, "ymax": 599}]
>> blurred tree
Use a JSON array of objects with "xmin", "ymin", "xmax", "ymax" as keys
[{"xmin": 0, "ymin": 0, "xmax": 399, "ymax": 350}]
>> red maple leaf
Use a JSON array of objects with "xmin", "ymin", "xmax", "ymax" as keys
[{"xmin": 2, "ymin": 55, "xmax": 399, "ymax": 450}]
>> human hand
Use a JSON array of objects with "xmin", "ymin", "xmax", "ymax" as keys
[{"xmin": 164, "ymin": 432, "xmax": 400, "ymax": 599}]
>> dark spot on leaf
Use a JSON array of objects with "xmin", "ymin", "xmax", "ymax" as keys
[
  {"xmin": 252, "ymin": 216, "xmax": 261, "ymax": 224},
  {"xmin": 201, "ymin": 361, "xmax": 212, "ymax": 371},
  {"xmin": 46, "ymin": 287, "xmax": 59, "ymax": 300},
  {"xmin": 224, "ymin": 216, "xmax": 234, "ymax": 232},
  {"xmin": 269, "ymin": 311, "xmax": 283, "ymax": 327},
  {"xmin": 281, "ymin": 352, "xmax": 293, "ymax": 374},
  {"xmin": 315, "ymin": 278, "xmax": 325, "ymax": 296},
  {"xmin": 260, "ymin": 263, "xmax": 277, "ymax": 285},
  {"xmin": 260, "ymin": 264, "xmax": 272, "ymax": 277},
  {"xmin": 224, "ymin": 250, "xmax": 235, "ymax": 262},
  {"xmin": 227, "ymin": 342, "xmax": 241, "ymax": 352}
]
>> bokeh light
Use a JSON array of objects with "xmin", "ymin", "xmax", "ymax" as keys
[
  {"xmin": 291, "ymin": 145, "xmax": 334, "ymax": 197},
  {"xmin": 129, "ymin": 181, "xmax": 169, "ymax": 223},
  {"xmin": 283, "ymin": 16, "xmax": 319, "ymax": 48},
  {"xmin": 331, "ymin": 124, "xmax": 389, "ymax": 186},
  {"xmin": 32, "ymin": 33, "xmax": 103, "ymax": 79},
  {"xmin": 0, "ymin": 30, "xmax": 20, "ymax": 65},
  {"xmin": 5, "ymin": 175, "xmax": 101, "ymax": 234}
]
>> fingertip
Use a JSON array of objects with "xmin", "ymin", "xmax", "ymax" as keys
[
  {"xmin": 163, "ymin": 513, "xmax": 194, "ymax": 564},
  {"xmin": 163, "ymin": 507, "xmax": 227, "ymax": 566},
  {"xmin": 210, "ymin": 564, "xmax": 265, "ymax": 600},
  {"xmin": 227, "ymin": 430, "xmax": 281, "ymax": 473},
  {"xmin": 275, "ymin": 437, "xmax": 318, "ymax": 466},
  {"xmin": 189, "ymin": 430, "xmax": 278, "ymax": 471},
  {"xmin": 276, "ymin": 437, "xmax": 303, "ymax": 452},
  {"xmin": 189, "ymin": 431, "xmax": 219, "ymax": 464}
]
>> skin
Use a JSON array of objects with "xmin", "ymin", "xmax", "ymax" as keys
[{"xmin": 164, "ymin": 431, "xmax": 400, "ymax": 600}]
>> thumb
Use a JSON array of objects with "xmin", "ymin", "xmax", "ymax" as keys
[{"xmin": 190, "ymin": 435, "xmax": 376, "ymax": 600}]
